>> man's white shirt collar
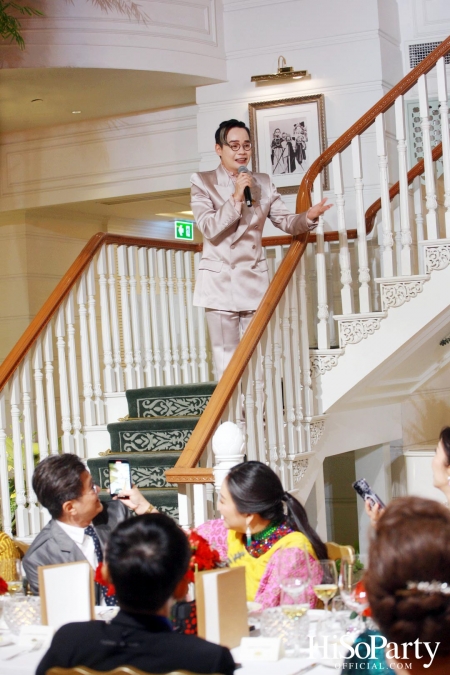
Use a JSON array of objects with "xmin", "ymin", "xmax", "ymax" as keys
[{"xmin": 56, "ymin": 519, "xmax": 92, "ymax": 544}]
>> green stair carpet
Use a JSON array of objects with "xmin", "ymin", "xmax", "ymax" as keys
[{"xmin": 87, "ymin": 382, "xmax": 216, "ymax": 522}]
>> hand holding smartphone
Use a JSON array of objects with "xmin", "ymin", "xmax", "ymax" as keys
[
  {"xmin": 108, "ymin": 459, "xmax": 132, "ymax": 497},
  {"xmin": 352, "ymin": 478, "xmax": 386, "ymax": 510}
]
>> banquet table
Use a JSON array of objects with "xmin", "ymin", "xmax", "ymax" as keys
[{"xmin": 0, "ymin": 609, "xmax": 342, "ymax": 675}]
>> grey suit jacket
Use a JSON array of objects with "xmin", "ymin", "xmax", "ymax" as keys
[
  {"xmin": 191, "ymin": 164, "xmax": 312, "ymax": 311},
  {"xmin": 23, "ymin": 500, "xmax": 130, "ymax": 597}
]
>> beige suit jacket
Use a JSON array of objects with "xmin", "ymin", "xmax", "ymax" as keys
[{"xmin": 191, "ymin": 164, "xmax": 311, "ymax": 311}]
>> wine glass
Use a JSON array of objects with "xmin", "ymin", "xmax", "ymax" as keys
[
  {"xmin": 339, "ymin": 559, "xmax": 369, "ymax": 631},
  {"xmin": 276, "ymin": 546, "xmax": 312, "ymax": 619},
  {"xmin": 0, "ymin": 559, "xmax": 24, "ymax": 595},
  {"xmin": 313, "ymin": 559, "xmax": 338, "ymax": 612}
]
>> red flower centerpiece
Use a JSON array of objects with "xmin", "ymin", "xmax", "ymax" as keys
[
  {"xmin": 0, "ymin": 576, "xmax": 8, "ymax": 595},
  {"xmin": 185, "ymin": 530, "xmax": 221, "ymax": 583},
  {"xmin": 94, "ymin": 563, "xmax": 116, "ymax": 597}
]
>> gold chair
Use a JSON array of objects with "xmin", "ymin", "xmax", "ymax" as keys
[
  {"xmin": 0, "ymin": 532, "xmax": 22, "ymax": 581},
  {"xmin": 47, "ymin": 669, "xmax": 222, "ymax": 675},
  {"xmin": 326, "ymin": 541, "xmax": 356, "ymax": 565}
]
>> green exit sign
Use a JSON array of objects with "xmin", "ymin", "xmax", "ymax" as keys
[{"xmin": 175, "ymin": 221, "xmax": 194, "ymax": 241}]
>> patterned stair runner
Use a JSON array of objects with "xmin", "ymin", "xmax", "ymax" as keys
[{"xmin": 87, "ymin": 382, "xmax": 216, "ymax": 521}]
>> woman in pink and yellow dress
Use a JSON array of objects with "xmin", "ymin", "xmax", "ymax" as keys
[{"xmin": 198, "ymin": 461, "xmax": 325, "ymax": 608}]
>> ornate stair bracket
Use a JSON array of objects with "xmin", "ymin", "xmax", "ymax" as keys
[
  {"xmin": 420, "ymin": 240, "xmax": 450, "ymax": 274},
  {"xmin": 376, "ymin": 275, "xmax": 430, "ymax": 310},
  {"xmin": 334, "ymin": 313, "xmax": 387, "ymax": 347},
  {"xmin": 307, "ymin": 415, "xmax": 326, "ymax": 446},
  {"xmin": 310, "ymin": 349, "xmax": 344, "ymax": 378},
  {"xmin": 292, "ymin": 457, "xmax": 309, "ymax": 485}
]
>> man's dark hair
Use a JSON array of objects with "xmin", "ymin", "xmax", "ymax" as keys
[
  {"xmin": 215, "ymin": 119, "xmax": 250, "ymax": 147},
  {"xmin": 32, "ymin": 454, "xmax": 86, "ymax": 519},
  {"xmin": 106, "ymin": 514, "xmax": 191, "ymax": 612}
]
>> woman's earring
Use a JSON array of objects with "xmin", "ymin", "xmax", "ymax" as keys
[{"xmin": 246, "ymin": 525, "xmax": 252, "ymax": 547}]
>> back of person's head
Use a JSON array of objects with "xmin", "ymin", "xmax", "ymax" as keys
[
  {"xmin": 226, "ymin": 461, "xmax": 327, "ymax": 560},
  {"xmin": 439, "ymin": 426, "xmax": 450, "ymax": 464},
  {"xmin": 32, "ymin": 454, "xmax": 86, "ymax": 519},
  {"xmin": 106, "ymin": 513, "xmax": 191, "ymax": 613},
  {"xmin": 215, "ymin": 119, "xmax": 250, "ymax": 147},
  {"xmin": 366, "ymin": 496, "xmax": 450, "ymax": 655}
]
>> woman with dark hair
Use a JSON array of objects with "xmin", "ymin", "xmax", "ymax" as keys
[{"xmin": 197, "ymin": 461, "xmax": 325, "ymax": 608}]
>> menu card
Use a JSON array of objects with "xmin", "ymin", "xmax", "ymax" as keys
[
  {"xmin": 38, "ymin": 561, "xmax": 95, "ymax": 629},
  {"xmin": 195, "ymin": 566, "xmax": 249, "ymax": 649}
]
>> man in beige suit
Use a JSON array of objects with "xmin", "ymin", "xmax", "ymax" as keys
[{"xmin": 191, "ymin": 119, "xmax": 331, "ymax": 379}]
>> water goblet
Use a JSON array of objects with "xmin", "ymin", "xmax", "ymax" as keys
[{"xmin": 339, "ymin": 560, "xmax": 369, "ymax": 633}]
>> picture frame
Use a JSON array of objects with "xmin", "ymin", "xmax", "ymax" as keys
[{"xmin": 248, "ymin": 94, "xmax": 328, "ymax": 194}]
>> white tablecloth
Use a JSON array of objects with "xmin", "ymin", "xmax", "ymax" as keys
[{"xmin": 0, "ymin": 610, "xmax": 341, "ymax": 675}]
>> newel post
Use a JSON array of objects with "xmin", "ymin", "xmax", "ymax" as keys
[{"xmin": 212, "ymin": 422, "xmax": 246, "ymax": 495}]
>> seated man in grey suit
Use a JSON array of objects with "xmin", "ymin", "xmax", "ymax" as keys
[
  {"xmin": 36, "ymin": 514, "xmax": 235, "ymax": 675},
  {"xmin": 23, "ymin": 454, "xmax": 153, "ymax": 599}
]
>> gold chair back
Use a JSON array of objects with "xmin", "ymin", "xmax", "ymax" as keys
[
  {"xmin": 47, "ymin": 669, "xmax": 222, "ymax": 675},
  {"xmin": 326, "ymin": 541, "xmax": 356, "ymax": 565},
  {"xmin": 0, "ymin": 532, "xmax": 22, "ymax": 581}
]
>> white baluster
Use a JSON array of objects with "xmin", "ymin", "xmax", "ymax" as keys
[
  {"xmin": 289, "ymin": 272, "xmax": 305, "ymax": 452},
  {"xmin": 175, "ymin": 251, "xmax": 191, "ymax": 384},
  {"xmin": 77, "ymin": 277, "xmax": 95, "ymax": 427},
  {"xmin": 65, "ymin": 292, "xmax": 84, "ymax": 457},
  {"xmin": 193, "ymin": 484, "xmax": 208, "ymax": 527},
  {"xmin": 272, "ymin": 303, "xmax": 286, "ymax": 459},
  {"xmin": 33, "ymin": 338, "xmax": 48, "ymax": 460},
  {"xmin": 177, "ymin": 484, "xmax": 193, "ymax": 529},
  {"xmin": 148, "ymin": 249, "xmax": 163, "ymax": 385},
  {"xmin": 43, "ymin": 323, "xmax": 59, "ymax": 454},
  {"xmin": 10, "ymin": 371, "xmax": 29, "ymax": 537},
  {"xmin": 0, "ymin": 388, "xmax": 12, "ymax": 536},
  {"xmin": 184, "ymin": 251, "xmax": 198, "ymax": 383},
  {"xmin": 106, "ymin": 245, "xmax": 124, "ymax": 392},
  {"xmin": 394, "ymin": 96, "xmax": 413, "ymax": 275},
  {"xmin": 194, "ymin": 252, "xmax": 209, "ymax": 382},
  {"xmin": 313, "ymin": 175, "xmax": 330, "ymax": 346},
  {"xmin": 55, "ymin": 307, "xmax": 74, "ymax": 453},
  {"xmin": 138, "ymin": 247, "xmax": 154, "ymax": 387},
  {"xmin": 297, "ymin": 256, "xmax": 314, "ymax": 420},
  {"xmin": 352, "ymin": 137, "xmax": 372, "ymax": 309},
  {"xmin": 21, "ymin": 357, "xmax": 40, "ymax": 534},
  {"xmin": 117, "ymin": 245, "xmax": 136, "ymax": 390},
  {"xmin": 127, "ymin": 247, "xmax": 144, "ymax": 388},
  {"xmin": 242, "ymin": 357, "xmax": 257, "ymax": 461},
  {"xmin": 253, "ymin": 347, "xmax": 266, "ymax": 463},
  {"xmin": 166, "ymin": 250, "xmax": 181, "ymax": 384},
  {"xmin": 261, "ymin": 326, "xmax": 278, "ymax": 470},
  {"xmin": 86, "ymin": 262, "xmax": 105, "ymax": 425},
  {"xmin": 97, "ymin": 247, "xmax": 115, "ymax": 394},
  {"xmin": 280, "ymin": 290, "xmax": 296, "ymax": 456},
  {"xmin": 332, "ymin": 153, "xmax": 354, "ymax": 313},
  {"xmin": 413, "ymin": 175, "xmax": 425, "ymax": 242},
  {"xmin": 325, "ymin": 242, "xmax": 337, "ymax": 344},
  {"xmin": 376, "ymin": 113, "xmax": 394, "ymax": 277},
  {"xmin": 418, "ymin": 74, "xmax": 438, "ymax": 239},
  {"xmin": 156, "ymin": 249, "xmax": 173, "ymax": 385},
  {"xmin": 437, "ymin": 57, "xmax": 450, "ymax": 238}
]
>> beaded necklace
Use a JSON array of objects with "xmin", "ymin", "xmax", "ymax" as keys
[{"xmin": 245, "ymin": 519, "xmax": 294, "ymax": 558}]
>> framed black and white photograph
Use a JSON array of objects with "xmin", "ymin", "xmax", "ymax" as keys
[{"xmin": 248, "ymin": 94, "xmax": 328, "ymax": 194}]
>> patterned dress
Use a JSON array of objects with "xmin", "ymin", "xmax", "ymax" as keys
[{"xmin": 197, "ymin": 519, "xmax": 321, "ymax": 608}]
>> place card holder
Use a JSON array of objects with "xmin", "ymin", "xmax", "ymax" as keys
[
  {"xmin": 39, "ymin": 560, "xmax": 95, "ymax": 629},
  {"xmin": 195, "ymin": 566, "xmax": 249, "ymax": 649}
]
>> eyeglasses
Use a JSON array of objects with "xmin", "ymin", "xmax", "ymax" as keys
[{"xmin": 225, "ymin": 141, "xmax": 252, "ymax": 152}]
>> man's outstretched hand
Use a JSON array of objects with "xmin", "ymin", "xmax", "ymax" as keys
[{"xmin": 307, "ymin": 197, "xmax": 333, "ymax": 221}]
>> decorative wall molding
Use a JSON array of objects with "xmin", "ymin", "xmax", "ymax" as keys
[
  {"xmin": 334, "ymin": 313, "xmax": 387, "ymax": 347},
  {"xmin": 377, "ymin": 275, "xmax": 429, "ymax": 309},
  {"xmin": 423, "ymin": 241, "xmax": 450, "ymax": 273},
  {"xmin": 310, "ymin": 349, "xmax": 344, "ymax": 378}
]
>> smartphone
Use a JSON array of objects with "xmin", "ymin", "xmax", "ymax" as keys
[
  {"xmin": 352, "ymin": 478, "xmax": 386, "ymax": 510},
  {"xmin": 108, "ymin": 459, "xmax": 132, "ymax": 496}
]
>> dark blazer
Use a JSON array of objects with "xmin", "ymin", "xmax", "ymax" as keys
[
  {"xmin": 36, "ymin": 610, "xmax": 235, "ymax": 675},
  {"xmin": 23, "ymin": 500, "xmax": 129, "ymax": 597}
]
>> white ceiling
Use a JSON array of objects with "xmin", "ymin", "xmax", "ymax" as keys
[{"xmin": 0, "ymin": 68, "xmax": 215, "ymax": 133}]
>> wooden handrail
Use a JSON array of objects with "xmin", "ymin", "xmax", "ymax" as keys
[
  {"xmin": 168, "ymin": 37, "xmax": 450, "ymax": 483},
  {"xmin": 297, "ymin": 36, "xmax": 450, "ymax": 214},
  {"xmin": 365, "ymin": 142, "xmax": 443, "ymax": 233}
]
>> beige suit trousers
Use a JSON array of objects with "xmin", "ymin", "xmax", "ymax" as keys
[{"xmin": 206, "ymin": 309, "xmax": 255, "ymax": 380}]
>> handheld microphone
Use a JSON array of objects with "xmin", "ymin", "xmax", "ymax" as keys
[{"xmin": 237, "ymin": 166, "xmax": 253, "ymax": 207}]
